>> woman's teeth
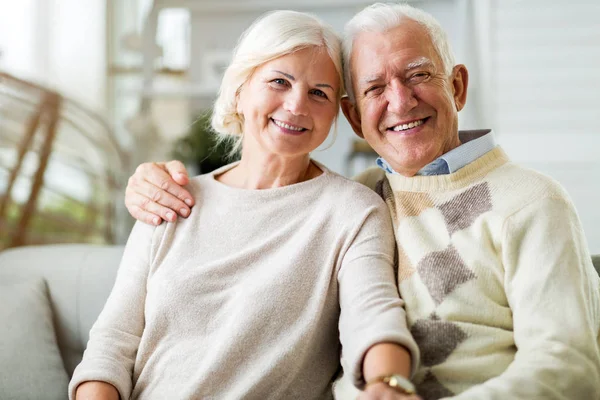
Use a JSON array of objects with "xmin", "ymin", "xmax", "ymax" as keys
[{"xmin": 273, "ymin": 119, "xmax": 305, "ymax": 131}]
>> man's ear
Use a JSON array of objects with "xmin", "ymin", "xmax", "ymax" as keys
[
  {"xmin": 341, "ymin": 97, "xmax": 364, "ymax": 138},
  {"xmin": 451, "ymin": 64, "xmax": 469, "ymax": 112}
]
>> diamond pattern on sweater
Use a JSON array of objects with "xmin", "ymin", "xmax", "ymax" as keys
[
  {"xmin": 377, "ymin": 178, "xmax": 435, "ymax": 222},
  {"xmin": 410, "ymin": 313, "xmax": 468, "ymax": 367},
  {"xmin": 417, "ymin": 245, "xmax": 476, "ymax": 305},
  {"xmin": 376, "ymin": 178, "xmax": 399, "ymax": 222},
  {"xmin": 397, "ymin": 245, "xmax": 416, "ymax": 283},
  {"xmin": 439, "ymin": 182, "xmax": 492, "ymax": 234},
  {"xmin": 417, "ymin": 371, "xmax": 454, "ymax": 400},
  {"xmin": 395, "ymin": 191, "xmax": 435, "ymax": 218}
]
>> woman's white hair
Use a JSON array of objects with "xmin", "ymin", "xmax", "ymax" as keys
[
  {"xmin": 211, "ymin": 10, "xmax": 344, "ymax": 156},
  {"xmin": 342, "ymin": 2, "xmax": 455, "ymax": 102}
]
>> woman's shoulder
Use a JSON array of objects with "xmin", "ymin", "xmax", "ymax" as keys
[{"xmin": 317, "ymin": 165, "xmax": 387, "ymax": 211}]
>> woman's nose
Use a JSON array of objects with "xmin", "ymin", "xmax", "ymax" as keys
[{"xmin": 284, "ymin": 90, "xmax": 309, "ymax": 116}]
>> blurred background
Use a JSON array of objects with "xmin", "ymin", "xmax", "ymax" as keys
[{"xmin": 0, "ymin": 0, "xmax": 599, "ymax": 252}]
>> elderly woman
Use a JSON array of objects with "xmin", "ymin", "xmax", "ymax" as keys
[{"xmin": 70, "ymin": 10, "xmax": 419, "ymax": 400}]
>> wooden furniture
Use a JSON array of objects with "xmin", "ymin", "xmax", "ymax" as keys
[{"xmin": 0, "ymin": 72, "xmax": 129, "ymax": 249}]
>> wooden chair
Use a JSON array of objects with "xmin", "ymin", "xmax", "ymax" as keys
[{"xmin": 0, "ymin": 72, "xmax": 130, "ymax": 249}]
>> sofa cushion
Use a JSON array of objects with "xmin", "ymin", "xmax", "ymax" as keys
[
  {"xmin": 592, "ymin": 255, "xmax": 600, "ymax": 276},
  {"xmin": 0, "ymin": 278, "xmax": 69, "ymax": 400},
  {"xmin": 0, "ymin": 244, "xmax": 124, "ymax": 377}
]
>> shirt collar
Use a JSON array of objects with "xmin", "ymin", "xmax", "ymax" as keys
[{"xmin": 376, "ymin": 129, "xmax": 496, "ymax": 176}]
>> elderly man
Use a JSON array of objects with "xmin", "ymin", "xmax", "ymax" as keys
[{"xmin": 123, "ymin": 3, "xmax": 600, "ymax": 399}]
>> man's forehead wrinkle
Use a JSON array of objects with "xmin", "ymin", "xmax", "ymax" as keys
[{"xmin": 358, "ymin": 56, "xmax": 434, "ymax": 87}]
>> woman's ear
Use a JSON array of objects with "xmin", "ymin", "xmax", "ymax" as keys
[{"xmin": 341, "ymin": 97, "xmax": 364, "ymax": 139}]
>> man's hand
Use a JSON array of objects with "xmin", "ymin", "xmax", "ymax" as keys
[
  {"xmin": 125, "ymin": 160, "xmax": 195, "ymax": 225},
  {"xmin": 358, "ymin": 382, "xmax": 421, "ymax": 400}
]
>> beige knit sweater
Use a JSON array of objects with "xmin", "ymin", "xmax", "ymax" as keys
[
  {"xmin": 69, "ymin": 162, "xmax": 418, "ymax": 400},
  {"xmin": 351, "ymin": 147, "xmax": 600, "ymax": 399}
]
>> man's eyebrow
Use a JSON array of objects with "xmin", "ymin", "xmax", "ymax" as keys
[
  {"xmin": 272, "ymin": 70, "xmax": 334, "ymax": 91},
  {"xmin": 405, "ymin": 57, "xmax": 435, "ymax": 71},
  {"xmin": 360, "ymin": 74, "xmax": 384, "ymax": 86},
  {"xmin": 359, "ymin": 57, "xmax": 436, "ymax": 87}
]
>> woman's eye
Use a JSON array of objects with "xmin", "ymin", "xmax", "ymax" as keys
[
  {"xmin": 271, "ymin": 78, "xmax": 288, "ymax": 86},
  {"xmin": 311, "ymin": 89, "xmax": 328, "ymax": 99}
]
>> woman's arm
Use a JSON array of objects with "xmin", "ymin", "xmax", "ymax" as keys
[
  {"xmin": 68, "ymin": 221, "xmax": 160, "ymax": 400},
  {"xmin": 363, "ymin": 342, "xmax": 411, "ymax": 381},
  {"xmin": 359, "ymin": 343, "xmax": 422, "ymax": 399},
  {"xmin": 337, "ymin": 200, "xmax": 419, "ymax": 391},
  {"xmin": 75, "ymin": 381, "xmax": 119, "ymax": 400}
]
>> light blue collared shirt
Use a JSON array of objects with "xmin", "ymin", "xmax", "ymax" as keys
[{"xmin": 376, "ymin": 130, "xmax": 496, "ymax": 176}]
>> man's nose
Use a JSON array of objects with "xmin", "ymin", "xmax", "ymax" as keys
[
  {"xmin": 284, "ymin": 90, "xmax": 309, "ymax": 116},
  {"xmin": 386, "ymin": 80, "xmax": 418, "ymax": 114}
]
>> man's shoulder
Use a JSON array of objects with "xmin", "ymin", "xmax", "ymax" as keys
[
  {"xmin": 491, "ymin": 161, "xmax": 571, "ymax": 202},
  {"xmin": 351, "ymin": 167, "xmax": 386, "ymax": 191}
]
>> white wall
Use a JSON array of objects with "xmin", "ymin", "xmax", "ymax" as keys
[
  {"xmin": 0, "ymin": 0, "xmax": 107, "ymax": 111},
  {"xmin": 472, "ymin": 0, "xmax": 600, "ymax": 253},
  {"xmin": 184, "ymin": 0, "xmax": 468, "ymax": 175}
]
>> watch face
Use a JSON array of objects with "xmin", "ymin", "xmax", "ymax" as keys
[{"xmin": 387, "ymin": 375, "xmax": 416, "ymax": 394}]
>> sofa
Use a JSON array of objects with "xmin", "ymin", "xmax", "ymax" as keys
[
  {"xmin": 0, "ymin": 244, "xmax": 125, "ymax": 400},
  {"xmin": 1, "ymin": 244, "xmax": 599, "ymax": 400}
]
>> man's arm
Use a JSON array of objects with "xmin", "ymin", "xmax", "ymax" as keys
[
  {"xmin": 449, "ymin": 196, "xmax": 600, "ymax": 399},
  {"xmin": 125, "ymin": 160, "xmax": 194, "ymax": 225}
]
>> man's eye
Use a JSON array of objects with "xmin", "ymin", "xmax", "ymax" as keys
[
  {"xmin": 364, "ymin": 86, "xmax": 383, "ymax": 96},
  {"xmin": 410, "ymin": 72, "xmax": 430, "ymax": 83}
]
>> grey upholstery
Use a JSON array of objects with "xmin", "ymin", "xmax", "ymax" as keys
[
  {"xmin": 593, "ymin": 255, "xmax": 600, "ymax": 276},
  {"xmin": 0, "ymin": 244, "xmax": 598, "ymax": 381},
  {"xmin": 0, "ymin": 244, "xmax": 124, "ymax": 376}
]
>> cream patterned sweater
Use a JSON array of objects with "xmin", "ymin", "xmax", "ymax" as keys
[
  {"xmin": 355, "ymin": 147, "xmax": 600, "ymax": 399},
  {"xmin": 69, "ymin": 162, "xmax": 418, "ymax": 400}
]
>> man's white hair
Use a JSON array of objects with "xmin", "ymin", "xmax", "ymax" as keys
[
  {"xmin": 342, "ymin": 2, "xmax": 456, "ymax": 102},
  {"xmin": 212, "ymin": 10, "xmax": 343, "ymax": 156}
]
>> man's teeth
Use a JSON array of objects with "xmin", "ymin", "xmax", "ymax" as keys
[
  {"xmin": 273, "ymin": 119, "xmax": 304, "ymax": 131},
  {"xmin": 392, "ymin": 119, "xmax": 425, "ymax": 132}
]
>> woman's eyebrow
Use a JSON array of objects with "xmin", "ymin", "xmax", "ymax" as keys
[{"xmin": 272, "ymin": 70, "xmax": 334, "ymax": 91}]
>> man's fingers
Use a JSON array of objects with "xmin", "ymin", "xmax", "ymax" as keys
[
  {"xmin": 127, "ymin": 187, "xmax": 184, "ymax": 222},
  {"xmin": 128, "ymin": 205, "xmax": 164, "ymax": 226},
  {"xmin": 164, "ymin": 160, "xmax": 190, "ymax": 186},
  {"xmin": 140, "ymin": 181, "xmax": 191, "ymax": 218},
  {"xmin": 126, "ymin": 190, "xmax": 173, "ymax": 222},
  {"xmin": 128, "ymin": 175, "xmax": 193, "ymax": 216},
  {"xmin": 145, "ymin": 162, "xmax": 194, "ymax": 207}
]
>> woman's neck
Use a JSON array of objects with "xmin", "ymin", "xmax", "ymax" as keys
[{"xmin": 216, "ymin": 152, "xmax": 322, "ymax": 190}]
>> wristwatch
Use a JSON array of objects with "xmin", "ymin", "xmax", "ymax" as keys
[{"xmin": 365, "ymin": 374, "xmax": 416, "ymax": 395}]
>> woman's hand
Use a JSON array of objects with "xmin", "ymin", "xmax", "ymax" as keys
[
  {"xmin": 125, "ymin": 160, "xmax": 194, "ymax": 225},
  {"xmin": 75, "ymin": 381, "xmax": 120, "ymax": 400},
  {"xmin": 358, "ymin": 382, "xmax": 421, "ymax": 400}
]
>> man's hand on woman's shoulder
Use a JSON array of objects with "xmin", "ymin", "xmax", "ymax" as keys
[{"xmin": 125, "ymin": 160, "xmax": 194, "ymax": 225}]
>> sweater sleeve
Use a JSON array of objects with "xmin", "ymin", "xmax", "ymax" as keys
[
  {"xmin": 68, "ymin": 221, "xmax": 159, "ymax": 400},
  {"xmin": 337, "ymin": 201, "xmax": 420, "ymax": 389},
  {"xmin": 449, "ymin": 196, "xmax": 600, "ymax": 399}
]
